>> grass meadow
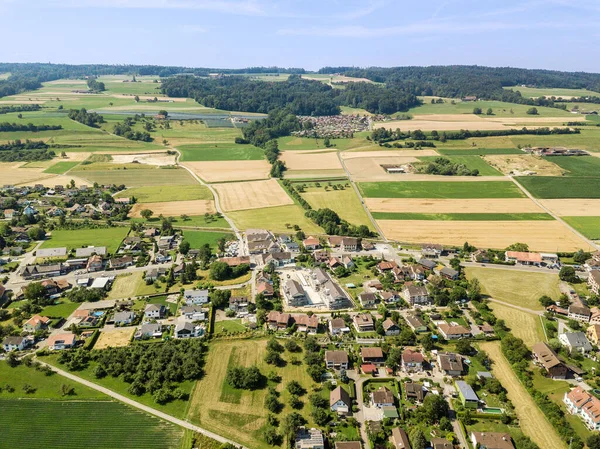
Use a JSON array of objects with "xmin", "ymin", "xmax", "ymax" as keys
[
  {"xmin": 40, "ymin": 227, "xmax": 130, "ymax": 253},
  {"xmin": 43, "ymin": 161, "xmax": 80, "ymax": 174},
  {"xmin": 407, "ymin": 99, "xmax": 572, "ymax": 117},
  {"xmin": 132, "ymin": 214, "xmax": 230, "ymax": 229},
  {"xmin": 436, "ymin": 148, "xmax": 525, "ymax": 155},
  {"xmin": 178, "ymin": 143, "xmax": 264, "ymax": 161},
  {"xmin": 40, "ymin": 300, "xmax": 80, "ymax": 319},
  {"xmin": 75, "ymin": 168, "xmax": 196, "ymax": 187},
  {"xmin": 562, "ymin": 216, "xmax": 600, "ymax": 239},
  {"xmin": 358, "ymin": 181, "xmax": 524, "ymax": 198},
  {"xmin": 516, "ymin": 176, "xmax": 600, "ymax": 199},
  {"xmin": 115, "ymin": 185, "xmax": 212, "ymax": 203},
  {"xmin": 228, "ymin": 204, "xmax": 323, "ymax": 235},
  {"xmin": 182, "ymin": 230, "xmax": 234, "ymax": 249},
  {"xmin": 503, "ymin": 85, "xmax": 600, "ymax": 98},
  {"xmin": 548, "ymin": 156, "xmax": 600, "ymax": 177}
]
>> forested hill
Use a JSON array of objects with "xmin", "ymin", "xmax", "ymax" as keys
[{"xmin": 318, "ymin": 65, "xmax": 600, "ymax": 100}]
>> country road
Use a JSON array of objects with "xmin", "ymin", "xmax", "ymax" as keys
[{"xmin": 38, "ymin": 361, "xmax": 249, "ymax": 449}]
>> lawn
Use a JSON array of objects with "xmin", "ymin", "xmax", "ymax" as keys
[
  {"xmin": 178, "ymin": 143, "xmax": 265, "ymax": 161},
  {"xmin": 503, "ymin": 85, "xmax": 600, "ymax": 98},
  {"xmin": 40, "ymin": 300, "xmax": 80, "ymax": 319},
  {"xmin": 371, "ymin": 212, "xmax": 553, "ymax": 221},
  {"xmin": 358, "ymin": 181, "xmax": 524, "ymax": 199},
  {"xmin": 213, "ymin": 319, "xmax": 247, "ymax": 334},
  {"xmin": 417, "ymin": 155, "xmax": 503, "ymax": 176},
  {"xmin": 516, "ymin": 176, "xmax": 600, "ymax": 199},
  {"xmin": 562, "ymin": 216, "xmax": 600, "ymax": 239},
  {"xmin": 107, "ymin": 273, "xmax": 143, "ymax": 300},
  {"xmin": 133, "ymin": 214, "xmax": 230, "ymax": 229},
  {"xmin": 115, "ymin": 185, "xmax": 213, "ymax": 203},
  {"xmin": 548, "ymin": 156, "xmax": 600, "ymax": 177},
  {"xmin": 43, "ymin": 161, "xmax": 80, "ymax": 174},
  {"xmin": 465, "ymin": 266, "xmax": 560, "ymax": 311},
  {"xmin": 76, "ymin": 168, "xmax": 196, "ymax": 187},
  {"xmin": 147, "ymin": 294, "xmax": 178, "ymax": 314},
  {"xmin": 40, "ymin": 227, "xmax": 130, "ymax": 254},
  {"xmin": 0, "ymin": 399, "xmax": 182, "ymax": 449},
  {"xmin": 182, "ymin": 230, "xmax": 234, "ymax": 249},
  {"xmin": 228, "ymin": 204, "xmax": 324, "ymax": 235}
]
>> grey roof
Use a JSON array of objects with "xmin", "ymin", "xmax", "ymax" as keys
[
  {"xmin": 75, "ymin": 246, "xmax": 107, "ymax": 257},
  {"xmin": 37, "ymin": 247, "xmax": 67, "ymax": 258},
  {"xmin": 175, "ymin": 321, "xmax": 195, "ymax": 332},
  {"xmin": 184, "ymin": 289, "xmax": 208, "ymax": 298},
  {"xmin": 2, "ymin": 336, "xmax": 24, "ymax": 345},
  {"xmin": 286, "ymin": 279, "xmax": 305, "ymax": 297},
  {"xmin": 113, "ymin": 311, "xmax": 134, "ymax": 322},
  {"xmin": 325, "ymin": 280, "xmax": 347, "ymax": 300},
  {"xmin": 140, "ymin": 323, "xmax": 162, "ymax": 334},
  {"xmin": 418, "ymin": 258, "xmax": 437, "ymax": 269},
  {"xmin": 455, "ymin": 380, "xmax": 478, "ymax": 402},
  {"xmin": 439, "ymin": 267, "xmax": 459, "ymax": 277},
  {"xmin": 477, "ymin": 371, "xmax": 493, "ymax": 379},
  {"xmin": 562, "ymin": 332, "xmax": 593, "ymax": 351}
]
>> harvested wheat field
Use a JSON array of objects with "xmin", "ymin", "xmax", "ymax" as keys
[
  {"xmin": 480, "ymin": 342, "xmax": 564, "ymax": 449},
  {"xmin": 279, "ymin": 150, "xmax": 342, "ymax": 171},
  {"xmin": 19, "ymin": 174, "xmax": 91, "ymax": 188},
  {"xmin": 344, "ymin": 156, "xmax": 419, "ymax": 181},
  {"xmin": 365, "ymin": 198, "xmax": 543, "ymax": 214},
  {"xmin": 213, "ymin": 179, "xmax": 293, "ymax": 212},
  {"xmin": 539, "ymin": 199, "xmax": 600, "ymax": 216},
  {"xmin": 0, "ymin": 163, "xmax": 52, "ymax": 185},
  {"xmin": 483, "ymin": 154, "xmax": 563, "ymax": 176},
  {"xmin": 94, "ymin": 327, "xmax": 136, "ymax": 349},
  {"xmin": 110, "ymin": 152, "xmax": 177, "ymax": 166},
  {"xmin": 184, "ymin": 160, "xmax": 270, "ymax": 182},
  {"xmin": 130, "ymin": 200, "xmax": 215, "ymax": 217},
  {"xmin": 377, "ymin": 219, "xmax": 593, "ymax": 251},
  {"xmin": 487, "ymin": 303, "xmax": 545, "ymax": 346},
  {"xmin": 64, "ymin": 152, "xmax": 93, "ymax": 161}
]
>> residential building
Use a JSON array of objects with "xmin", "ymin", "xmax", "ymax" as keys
[
  {"xmin": 402, "ymin": 349, "xmax": 425, "ymax": 373},
  {"xmin": 325, "ymin": 350, "xmax": 349, "ymax": 370},
  {"xmin": 431, "ymin": 438, "xmax": 453, "ymax": 449},
  {"xmin": 174, "ymin": 320, "xmax": 204, "ymax": 339},
  {"xmin": 417, "ymin": 258, "xmax": 437, "ymax": 271},
  {"xmin": 403, "ymin": 283, "xmax": 430, "ymax": 306},
  {"xmin": 390, "ymin": 428, "xmax": 411, "ymax": 449},
  {"xmin": 532, "ymin": 342, "xmax": 568, "ymax": 379},
  {"xmin": 371, "ymin": 386, "xmax": 395, "ymax": 408},
  {"xmin": 144, "ymin": 304, "xmax": 167, "ymax": 319},
  {"xmin": 422, "ymin": 243, "xmax": 443, "ymax": 258},
  {"xmin": 285, "ymin": 279, "xmax": 308, "ymax": 306},
  {"xmin": 587, "ymin": 324, "xmax": 600, "ymax": 345},
  {"xmin": 295, "ymin": 428, "xmax": 324, "ymax": 449},
  {"xmin": 257, "ymin": 281, "xmax": 274, "ymax": 297},
  {"xmin": 23, "ymin": 314, "xmax": 50, "ymax": 333},
  {"xmin": 470, "ymin": 432, "xmax": 515, "ymax": 449},
  {"xmin": 2, "ymin": 336, "xmax": 28, "ymax": 352},
  {"xmin": 85, "ymin": 254, "xmax": 104, "ymax": 272},
  {"xmin": 456, "ymin": 380, "xmax": 479, "ymax": 409},
  {"xmin": 437, "ymin": 352, "xmax": 464, "ymax": 376},
  {"xmin": 21, "ymin": 263, "xmax": 64, "ymax": 279},
  {"xmin": 135, "ymin": 323, "xmax": 163, "ymax": 339},
  {"xmin": 361, "ymin": 347, "xmax": 384, "ymax": 366},
  {"xmin": 471, "ymin": 249, "xmax": 491, "ymax": 263},
  {"xmin": 341, "ymin": 237, "xmax": 359, "ymax": 252},
  {"xmin": 438, "ymin": 267, "xmax": 459, "ymax": 280},
  {"xmin": 559, "ymin": 332, "xmax": 593, "ymax": 354},
  {"xmin": 184, "ymin": 289, "xmax": 209, "ymax": 305},
  {"xmin": 335, "ymin": 443, "xmax": 361, "ymax": 449},
  {"xmin": 47, "ymin": 333, "xmax": 76, "ymax": 350},
  {"xmin": 330, "ymin": 386, "xmax": 352, "ymax": 415},
  {"xmin": 267, "ymin": 311, "xmax": 291, "ymax": 330},
  {"xmin": 569, "ymin": 304, "xmax": 591, "ymax": 323},
  {"xmin": 358, "ymin": 292, "xmax": 378, "ymax": 309},
  {"xmin": 354, "ymin": 313, "xmax": 375, "ymax": 332},
  {"xmin": 180, "ymin": 306, "xmax": 205, "ymax": 321},
  {"xmin": 293, "ymin": 314, "xmax": 319, "ymax": 334},
  {"xmin": 228, "ymin": 296, "xmax": 249, "ymax": 315},
  {"xmin": 377, "ymin": 260, "xmax": 398, "ymax": 273},
  {"xmin": 564, "ymin": 387, "xmax": 600, "ymax": 431},
  {"xmin": 157, "ymin": 235, "xmax": 176, "ymax": 251},
  {"xmin": 329, "ymin": 318, "xmax": 350, "ymax": 335},
  {"xmin": 405, "ymin": 382, "xmax": 425, "ymax": 402},
  {"xmin": 405, "ymin": 314, "xmax": 427, "ymax": 333},
  {"xmin": 589, "ymin": 271, "xmax": 600, "ymax": 295},
  {"xmin": 382, "ymin": 318, "xmax": 400, "ymax": 336},
  {"xmin": 437, "ymin": 323, "xmax": 471, "ymax": 340},
  {"xmin": 109, "ymin": 255, "xmax": 134, "ymax": 269},
  {"xmin": 302, "ymin": 236, "xmax": 320, "ymax": 250},
  {"xmin": 505, "ymin": 251, "xmax": 542, "ymax": 266},
  {"xmin": 113, "ymin": 311, "xmax": 135, "ymax": 326}
]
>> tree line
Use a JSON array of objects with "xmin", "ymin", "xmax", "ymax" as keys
[
  {"xmin": 0, "ymin": 104, "xmax": 41, "ymax": 115},
  {"xmin": 0, "ymin": 122, "xmax": 62, "ymax": 132},
  {"xmin": 0, "ymin": 139, "xmax": 54, "ymax": 162},
  {"xmin": 68, "ymin": 108, "xmax": 105, "ymax": 128}
]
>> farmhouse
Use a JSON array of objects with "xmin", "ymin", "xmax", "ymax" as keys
[
  {"xmin": 505, "ymin": 251, "xmax": 542, "ymax": 266},
  {"xmin": 437, "ymin": 352, "xmax": 464, "ymax": 376},
  {"xmin": 47, "ymin": 333, "xmax": 76, "ymax": 350},
  {"xmin": 437, "ymin": 323, "xmax": 471, "ymax": 340},
  {"xmin": 470, "ymin": 432, "xmax": 515, "ymax": 449},
  {"xmin": 559, "ymin": 332, "xmax": 593, "ymax": 354},
  {"xmin": 402, "ymin": 349, "xmax": 425, "ymax": 373},
  {"xmin": 390, "ymin": 427, "xmax": 411, "ymax": 449},
  {"xmin": 325, "ymin": 350, "xmax": 349, "ymax": 370},
  {"xmin": 354, "ymin": 313, "xmax": 375, "ymax": 332},
  {"xmin": 330, "ymin": 386, "xmax": 352, "ymax": 415},
  {"xmin": 456, "ymin": 380, "xmax": 479, "ymax": 409},
  {"xmin": 532, "ymin": 342, "xmax": 568, "ymax": 379},
  {"xmin": 361, "ymin": 347, "xmax": 385, "ymax": 366}
]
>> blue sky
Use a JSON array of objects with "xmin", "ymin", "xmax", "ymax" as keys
[{"xmin": 1, "ymin": 0, "xmax": 600, "ymax": 72}]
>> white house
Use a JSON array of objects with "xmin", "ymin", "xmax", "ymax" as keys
[
  {"xmin": 2, "ymin": 336, "xmax": 28, "ymax": 352},
  {"xmin": 330, "ymin": 386, "xmax": 352, "ymax": 415},
  {"xmin": 174, "ymin": 321, "xmax": 204, "ymax": 339},
  {"xmin": 559, "ymin": 332, "xmax": 593, "ymax": 354},
  {"xmin": 145, "ymin": 303, "xmax": 167, "ymax": 319},
  {"xmin": 184, "ymin": 289, "xmax": 209, "ymax": 305}
]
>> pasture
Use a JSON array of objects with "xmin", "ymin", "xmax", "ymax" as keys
[
  {"xmin": 358, "ymin": 180, "xmax": 524, "ymax": 198},
  {"xmin": 178, "ymin": 143, "xmax": 264, "ymax": 161},
  {"xmin": 406, "ymin": 99, "xmax": 573, "ymax": 117},
  {"xmin": 43, "ymin": 161, "xmax": 80, "ymax": 174},
  {"xmin": 228, "ymin": 205, "xmax": 323, "ymax": 235},
  {"xmin": 503, "ymin": 85, "xmax": 600, "ymax": 98},
  {"xmin": 465, "ymin": 267, "xmax": 560, "ymax": 311},
  {"xmin": 75, "ymin": 167, "xmax": 197, "ymax": 187},
  {"xmin": 0, "ymin": 399, "xmax": 182, "ymax": 449},
  {"xmin": 213, "ymin": 179, "xmax": 294, "ymax": 212},
  {"xmin": 115, "ymin": 184, "xmax": 212, "ymax": 203},
  {"xmin": 184, "ymin": 160, "xmax": 271, "ymax": 183},
  {"xmin": 516, "ymin": 176, "xmax": 600, "ymax": 199},
  {"xmin": 182, "ymin": 230, "xmax": 234, "ymax": 249},
  {"xmin": 509, "ymin": 128, "xmax": 600, "ymax": 152},
  {"xmin": 278, "ymin": 135, "xmax": 377, "ymax": 152},
  {"xmin": 417, "ymin": 155, "xmax": 503, "ymax": 176},
  {"xmin": 562, "ymin": 216, "xmax": 600, "ymax": 240},
  {"xmin": 364, "ymin": 198, "xmax": 543, "ymax": 214},
  {"xmin": 94, "ymin": 327, "xmax": 136, "ymax": 349},
  {"xmin": 483, "ymin": 154, "xmax": 563, "ymax": 176},
  {"xmin": 40, "ymin": 227, "xmax": 129, "ymax": 254},
  {"xmin": 540, "ymin": 199, "xmax": 600, "ymax": 216},
  {"xmin": 129, "ymin": 200, "xmax": 216, "ymax": 217},
  {"xmin": 548, "ymin": 155, "xmax": 600, "ymax": 177},
  {"xmin": 371, "ymin": 212, "xmax": 553, "ymax": 221}
]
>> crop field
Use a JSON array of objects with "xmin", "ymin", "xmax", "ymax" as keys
[
  {"xmin": 377, "ymin": 219, "xmax": 592, "ymax": 251},
  {"xmin": 299, "ymin": 185, "xmax": 375, "ymax": 229},
  {"xmin": 228, "ymin": 205, "xmax": 323, "ymax": 235},
  {"xmin": 187, "ymin": 339, "xmax": 317, "ymax": 449},
  {"xmin": 509, "ymin": 128, "xmax": 600, "ymax": 152},
  {"xmin": 279, "ymin": 150, "xmax": 342, "ymax": 172},
  {"xmin": 548, "ymin": 156, "xmax": 600, "ymax": 177},
  {"xmin": 465, "ymin": 267, "xmax": 560, "ymax": 310},
  {"xmin": 115, "ymin": 184, "xmax": 212, "ymax": 203},
  {"xmin": 516, "ymin": 176, "xmax": 600, "ymax": 199},
  {"xmin": 417, "ymin": 155, "xmax": 503, "ymax": 176},
  {"xmin": 43, "ymin": 161, "xmax": 80, "ymax": 174},
  {"xmin": 503, "ymin": 85, "xmax": 600, "ymax": 98},
  {"xmin": 562, "ymin": 216, "xmax": 600, "ymax": 239},
  {"xmin": 213, "ymin": 179, "xmax": 293, "ymax": 212},
  {"xmin": 278, "ymin": 135, "xmax": 377, "ymax": 152},
  {"xmin": 75, "ymin": 167, "xmax": 197, "ymax": 187},
  {"xmin": 178, "ymin": 143, "xmax": 264, "ymax": 161},
  {"xmin": 0, "ymin": 399, "xmax": 182, "ymax": 449},
  {"xmin": 157, "ymin": 124, "xmax": 242, "ymax": 146},
  {"xmin": 95, "ymin": 327, "xmax": 136, "ymax": 349},
  {"xmin": 40, "ymin": 227, "xmax": 129, "ymax": 253},
  {"xmin": 406, "ymin": 100, "xmax": 573, "ymax": 117},
  {"xmin": 480, "ymin": 342, "xmax": 565, "ymax": 449},
  {"xmin": 358, "ymin": 180, "xmax": 524, "ymax": 198},
  {"xmin": 130, "ymin": 200, "xmax": 216, "ymax": 217},
  {"xmin": 371, "ymin": 212, "xmax": 553, "ymax": 221},
  {"xmin": 483, "ymin": 154, "xmax": 564, "ymax": 176},
  {"xmin": 182, "ymin": 230, "xmax": 234, "ymax": 249},
  {"xmin": 364, "ymin": 198, "xmax": 543, "ymax": 214},
  {"xmin": 539, "ymin": 199, "xmax": 600, "ymax": 216},
  {"xmin": 436, "ymin": 148, "xmax": 525, "ymax": 155},
  {"xmin": 343, "ymin": 155, "xmax": 420, "ymax": 181},
  {"xmin": 184, "ymin": 160, "xmax": 270, "ymax": 182}
]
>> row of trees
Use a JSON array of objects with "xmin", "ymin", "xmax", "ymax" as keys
[
  {"xmin": 0, "ymin": 139, "xmax": 54, "ymax": 162},
  {"xmin": 0, "ymin": 122, "xmax": 62, "ymax": 132},
  {"xmin": 0, "ymin": 104, "xmax": 41, "ymax": 115}
]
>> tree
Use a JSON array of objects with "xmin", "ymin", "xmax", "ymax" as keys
[
  {"xmin": 421, "ymin": 333, "xmax": 434, "ymax": 351},
  {"xmin": 264, "ymin": 427, "xmax": 282, "ymax": 445},
  {"xmin": 179, "ymin": 240, "xmax": 190, "ymax": 255},
  {"xmin": 28, "ymin": 227, "xmax": 46, "ymax": 241},
  {"xmin": 311, "ymin": 407, "xmax": 330, "ymax": 426},
  {"xmin": 140, "ymin": 209, "xmax": 154, "ymax": 220},
  {"xmin": 285, "ymin": 339, "xmax": 300, "ymax": 352},
  {"xmin": 422, "ymin": 394, "xmax": 449, "ymax": 423},
  {"xmin": 587, "ymin": 434, "xmax": 600, "ymax": 449},
  {"xmin": 158, "ymin": 110, "xmax": 169, "ymax": 117},
  {"xmin": 24, "ymin": 282, "xmax": 47, "ymax": 304},
  {"xmin": 559, "ymin": 266, "xmax": 578, "ymax": 283},
  {"xmin": 289, "ymin": 394, "xmax": 303, "ymax": 409},
  {"xmin": 386, "ymin": 347, "xmax": 403, "ymax": 370},
  {"xmin": 455, "ymin": 340, "xmax": 474, "ymax": 355},
  {"xmin": 180, "ymin": 214, "xmax": 189, "ymax": 222},
  {"xmin": 134, "ymin": 95, "xmax": 140, "ymax": 102},
  {"xmin": 267, "ymin": 338, "xmax": 284, "ymax": 353},
  {"xmin": 473, "ymin": 107, "xmax": 482, "ymax": 115},
  {"xmin": 539, "ymin": 295, "xmax": 555, "ymax": 308},
  {"xmin": 506, "ymin": 242, "xmax": 529, "ymax": 252},
  {"xmin": 264, "ymin": 349, "xmax": 283, "ymax": 366},
  {"xmin": 410, "ymin": 428, "xmax": 427, "ymax": 449},
  {"xmin": 526, "ymin": 107, "xmax": 538, "ymax": 115},
  {"xmin": 287, "ymin": 380, "xmax": 304, "ymax": 396},
  {"xmin": 486, "ymin": 108, "xmax": 493, "ymax": 115},
  {"xmin": 6, "ymin": 351, "xmax": 20, "ymax": 368},
  {"xmin": 210, "ymin": 261, "xmax": 231, "ymax": 281}
]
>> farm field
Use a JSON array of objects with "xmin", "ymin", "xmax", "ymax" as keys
[
  {"xmin": 75, "ymin": 168, "xmax": 197, "ymax": 187},
  {"xmin": 465, "ymin": 267, "xmax": 560, "ymax": 311},
  {"xmin": 115, "ymin": 184, "xmax": 212, "ymax": 203},
  {"xmin": 40, "ymin": 227, "xmax": 130, "ymax": 253},
  {"xmin": 129, "ymin": 199, "xmax": 216, "ymax": 217},
  {"xmin": 0, "ymin": 162, "xmax": 89, "ymax": 187},
  {"xmin": 371, "ymin": 212, "xmax": 553, "ymax": 221},
  {"xmin": 562, "ymin": 216, "xmax": 600, "ymax": 240},
  {"xmin": 548, "ymin": 155, "xmax": 600, "ymax": 177},
  {"xmin": 213, "ymin": 179, "xmax": 293, "ymax": 212},
  {"xmin": 184, "ymin": 160, "xmax": 270, "ymax": 183},
  {"xmin": 516, "ymin": 176, "xmax": 600, "ymax": 199},
  {"xmin": 358, "ymin": 180, "xmax": 524, "ymax": 199},
  {"xmin": 503, "ymin": 85, "xmax": 600, "ymax": 98},
  {"xmin": 539, "ymin": 199, "xmax": 600, "ymax": 216},
  {"xmin": 417, "ymin": 155, "xmax": 503, "ymax": 176},
  {"xmin": 187, "ymin": 339, "xmax": 318, "ymax": 449},
  {"xmin": 343, "ymin": 154, "xmax": 420, "ymax": 182},
  {"xmin": 279, "ymin": 150, "xmax": 342, "ymax": 171},
  {"xmin": 227, "ymin": 204, "xmax": 323, "ymax": 235},
  {"xmin": 406, "ymin": 99, "xmax": 573, "ymax": 117},
  {"xmin": 43, "ymin": 161, "xmax": 80, "ymax": 174},
  {"xmin": 278, "ymin": 135, "xmax": 378, "ymax": 152},
  {"xmin": 480, "ymin": 342, "xmax": 565, "ymax": 449},
  {"xmin": 299, "ymin": 184, "xmax": 375, "ymax": 229},
  {"xmin": 158, "ymin": 124, "xmax": 242, "ymax": 146},
  {"xmin": 377, "ymin": 219, "xmax": 592, "ymax": 251},
  {"xmin": 364, "ymin": 198, "xmax": 543, "ymax": 214},
  {"xmin": 182, "ymin": 230, "xmax": 234, "ymax": 249},
  {"xmin": 436, "ymin": 148, "xmax": 524, "ymax": 156},
  {"xmin": 483, "ymin": 154, "xmax": 564, "ymax": 176},
  {"xmin": 0, "ymin": 399, "xmax": 182, "ymax": 449},
  {"xmin": 509, "ymin": 128, "xmax": 600, "ymax": 152},
  {"xmin": 178, "ymin": 143, "xmax": 264, "ymax": 161}
]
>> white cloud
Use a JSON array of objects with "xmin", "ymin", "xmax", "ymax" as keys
[{"xmin": 181, "ymin": 24, "xmax": 208, "ymax": 33}]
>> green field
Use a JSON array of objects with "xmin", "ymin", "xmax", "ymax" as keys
[
  {"xmin": 43, "ymin": 161, "xmax": 80, "ymax": 174},
  {"xmin": 516, "ymin": 176, "xmax": 600, "ymax": 199},
  {"xmin": 371, "ymin": 212, "xmax": 554, "ymax": 221},
  {"xmin": 503, "ymin": 85, "xmax": 600, "ymax": 98},
  {"xmin": 358, "ymin": 181, "xmax": 524, "ymax": 198},
  {"xmin": 509, "ymin": 128, "xmax": 600, "ymax": 152},
  {"xmin": 228, "ymin": 204, "xmax": 323, "ymax": 234},
  {"xmin": 182, "ymin": 230, "xmax": 234, "ymax": 249},
  {"xmin": 0, "ymin": 399, "xmax": 182, "ymax": 449},
  {"xmin": 562, "ymin": 216, "xmax": 600, "ymax": 239},
  {"xmin": 436, "ymin": 148, "xmax": 525, "ymax": 156},
  {"xmin": 548, "ymin": 156, "xmax": 600, "ymax": 177},
  {"xmin": 115, "ymin": 185, "xmax": 212, "ymax": 203},
  {"xmin": 132, "ymin": 214, "xmax": 230, "ymax": 229},
  {"xmin": 40, "ymin": 227, "xmax": 130, "ymax": 253},
  {"xmin": 417, "ymin": 155, "xmax": 503, "ymax": 176},
  {"xmin": 75, "ymin": 168, "xmax": 196, "ymax": 187},
  {"xmin": 178, "ymin": 143, "xmax": 264, "ymax": 161},
  {"xmin": 213, "ymin": 319, "xmax": 247, "ymax": 334},
  {"xmin": 406, "ymin": 99, "xmax": 572, "ymax": 117},
  {"xmin": 40, "ymin": 300, "xmax": 80, "ymax": 318},
  {"xmin": 278, "ymin": 134, "xmax": 377, "ymax": 152}
]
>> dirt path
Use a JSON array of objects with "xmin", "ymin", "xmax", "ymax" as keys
[{"xmin": 480, "ymin": 342, "xmax": 566, "ymax": 449}]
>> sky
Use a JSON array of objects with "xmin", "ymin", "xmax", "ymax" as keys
[{"xmin": 1, "ymin": 0, "xmax": 600, "ymax": 72}]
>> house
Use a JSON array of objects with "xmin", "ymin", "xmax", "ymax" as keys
[
  {"xmin": 257, "ymin": 281, "xmax": 274, "ymax": 297},
  {"xmin": 293, "ymin": 314, "xmax": 319, "ymax": 334},
  {"xmin": 404, "ymin": 382, "xmax": 425, "ymax": 402},
  {"xmin": 559, "ymin": 332, "xmax": 593, "ymax": 354},
  {"xmin": 403, "ymin": 283, "xmax": 430, "ymax": 306},
  {"xmin": 532, "ymin": 342, "xmax": 568, "ymax": 379},
  {"xmin": 144, "ymin": 303, "xmax": 167, "ymax": 319},
  {"xmin": 591, "ymin": 307, "xmax": 600, "ymax": 326},
  {"xmin": 341, "ymin": 237, "xmax": 359, "ymax": 252},
  {"xmin": 439, "ymin": 267, "xmax": 459, "ymax": 280},
  {"xmin": 47, "ymin": 333, "xmax": 76, "ymax": 350},
  {"xmin": 184, "ymin": 289, "xmax": 209, "ymax": 305},
  {"xmin": 390, "ymin": 427, "xmax": 411, "ymax": 449},
  {"xmin": 23, "ymin": 314, "xmax": 50, "ymax": 333},
  {"xmin": 361, "ymin": 347, "xmax": 385, "ymax": 366},
  {"xmin": 431, "ymin": 438, "xmax": 453, "ymax": 449},
  {"xmin": 437, "ymin": 352, "xmax": 464, "ymax": 376},
  {"xmin": 157, "ymin": 235, "xmax": 176, "ymax": 250},
  {"xmin": 371, "ymin": 386, "xmax": 395, "ymax": 408},
  {"xmin": 113, "ymin": 311, "xmax": 135, "ymax": 326},
  {"xmin": 229, "ymin": 296, "xmax": 249, "ymax": 315},
  {"xmin": 456, "ymin": 380, "xmax": 479, "ymax": 409},
  {"xmin": 587, "ymin": 324, "xmax": 600, "ymax": 345},
  {"xmin": 417, "ymin": 258, "xmax": 437, "ymax": 271},
  {"xmin": 219, "ymin": 256, "xmax": 251, "ymax": 267},
  {"xmin": 302, "ymin": 236, "xmax": 320, "ymax": 250},
  {"xmin": 155, "ymin": 251, "xmax": 171, "ymax": 263},
  {"xmin": 21, "ymin": 263, "xmax": 64, "ymax": 279},
  {"xmin": 329, "ymin": 318, "xmax": 350, "ymax": 335},
  {"xmin": 354, "ymin": 313, "xmax": 375, "ymax": 332},
  {"xmin": 358, "ymin": 292, "xmax": 378, "ymax": 309},
  {"xmin": 382, "ymin": 318, "xmax": 400, "ymax": 336},
  {"xmin": 284, "ymin": 279, "xmax": 308, "ymax": 306},
  {"xmin": 405, "ymin": 314, "xmax": 427, "ymax": 333},
  {"xmin": 321, "ymin": 279, "xmax": 349, "ymax": 310},
  {"xmin": 470, "ymin": 432, "xmax": 515, "ymax": 449},
  {"xmin": 471, "ymin": 249, "xmax": 491, "ymax": 263},
  {"xmin": 267, "ymin": 311, "xmax": 291, "ymax": 330},
  {"xmin": 480, "ymin": 323, "xmax": 495, "ymax": 336},
  {"xmin": 2, "ymin": 336, "xmax": 28, "ymax": 352},
  {"xmin": 505, "ymin": 251, "xmax": 542, "ymax": 266},
  {"xmin": 180, "ymin": 306, "xmax": 205, "ymax": 321},
  {"xmin": 569, "ymin": 304, "xmax": 591, "ymax": 323},
  {"xmin": 422, "ymin": 243, "xmax": 443, "ymax": 258},
  {"xmin": 325, "ymin": 350, "xmax": 349, "ymax": 370},
  {"xmin": 86, "ymin": 255, "xmax": 104, "ymax": 272},
  {"xmin": 564, "ymin": 387, "xmax": 600, "ymax": 431},
  {"xmin": 174, "ymin": 320, "xmax": 204, "ymax": 339},
  {"xmin": 589, "ymin": 271, "xmax": 600, "ymax": 295},
  {"xmin": 145, "ymin": 267, "xmax": 166, "ymax": 282},
  {"xmin": 330, "ymin": 386, "xmax": 352, "ymax": 415},
  {"xmin": 437, "ymin": 323, "xmax": 471, "ymax": 340},
  {"xmin": 377, "ymin": 260, "xmax": 398, "ymax": 273},
  {"xmin": 3, "ymin": 209, "xmax": 15, "ymax": 219},
  {"xmin": 75, "ymin": 246, "xmax": 107, "ymax": 258},
  {"xmin": 295, "ymin": 428, "xmax": 324, "ymax": 449},
  {"xmin": 402, "ymin": 349, "xmax": 424, "ymax": 373},
  {"xmin": 110, "ymin": 255, "xmax": 134, "ymax": 269},
  {"xmin": 135, "ymin": 323, "xmax": 163, "ymax": 339},
  {"xmin": 335, "ymin": 443, "xmax": 361, "ymax": 449}
]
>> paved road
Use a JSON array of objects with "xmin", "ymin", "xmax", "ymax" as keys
[
  {"xmin": 347, "ymin": 371, "xmax": 371, "ymax": 449},
  {"xmin": 38, "ymin": 361, "xmax": 249, "ymax": 449}
]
